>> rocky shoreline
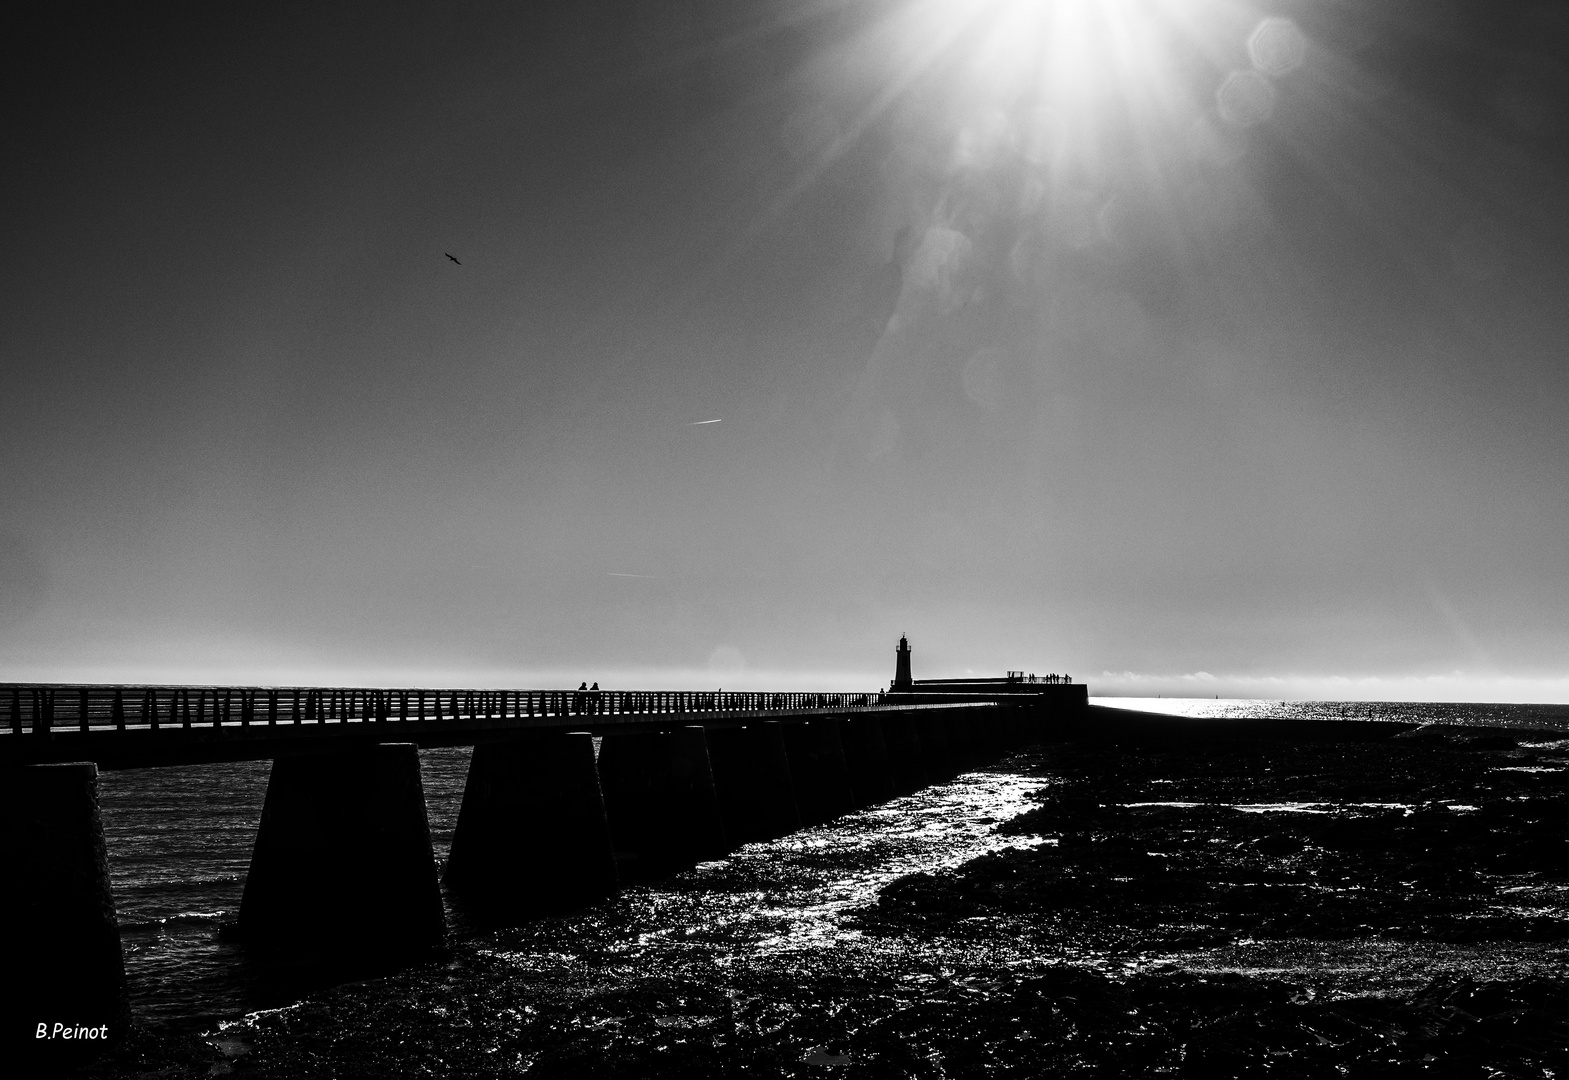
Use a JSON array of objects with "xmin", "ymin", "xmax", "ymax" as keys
[{"xmin": 68, "ymin": 724, "xmax": 1569, "ymax": 1078}]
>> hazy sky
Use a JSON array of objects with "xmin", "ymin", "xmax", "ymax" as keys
[{"xmin": 4, "ymin": 0, "xmax": 1567, "ymax": 698}]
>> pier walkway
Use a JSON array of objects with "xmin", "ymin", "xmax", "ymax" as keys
[{"xmin": 1, "ymin": 683, "xmax": 993, "ymax": 768}]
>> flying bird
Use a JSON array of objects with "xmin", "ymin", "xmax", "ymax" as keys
[{"xmin": 445, "ymin": 253, "xmax": 461, "ymax": 264}]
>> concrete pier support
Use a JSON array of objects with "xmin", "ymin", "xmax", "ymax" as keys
[
  {"xmin": 783, "ymin": 718, "xmax": 857, "ymax": 826},
  {"xmin": 919, "ymin": 714, "xmax": 955, "ymax": 783},
  {"xmin": 974, "ymin": 709, "xmax": 1001, "ymax": 761},
  {"xmin": 1023, "ymin": 702, "xmax": 1059, "ymax": 746},
  {"xmin": 839, "ymin": 715, "xmax": 895, "ymax": 807},
  {"xmin": 0, "ymin": 762, "xmax": 129, "ymax": 1062},
  {"xmin": 882, "ymin": 717, "xmax": 928, "ymax": 795},
  {"xmin": 1002, "ymin": 706, "xmax": 1032, "ymax": 751},
  {"xmin": 708, "ymin": 722, "xmax": 800, "ymax": 844},
  {"xmin": 238, "ymin": 743, "xmax": 444, "ymax": 962},
  {"xmin": 598, "ymin": 725, "xmax": 726, "ymax": 881},
  {"xmin": 1005, "ymin": 705, "xmax": 1037, "ymax": 751},
  {"xmin": 944, "ymin": 711, "xmax": 982, "ymax": 773},
  {"xmin": 444, "ymin": 733, "xmax": 617, "ymax": 917},
  {"xmin": 980, "ymin": 707, "xmax": 1016, "ymax": 761}
]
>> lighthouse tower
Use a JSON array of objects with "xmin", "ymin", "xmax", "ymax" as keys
[{"xmin": 893, "ymin": 635, "xmax": 912, "ymax": 690}]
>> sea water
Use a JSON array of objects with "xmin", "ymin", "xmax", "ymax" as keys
[{"xmin": 93, "ymin": 700, "xmax": 1569, "ymax": 1031}]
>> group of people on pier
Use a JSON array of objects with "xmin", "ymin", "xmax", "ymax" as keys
[
  {"xmin": 1006, "ymin": 671, "xmax": 1070, "ymax": 684},
  {"xmin": 572, "ymin": 682, "xmax": 602, "ymax": 714}
]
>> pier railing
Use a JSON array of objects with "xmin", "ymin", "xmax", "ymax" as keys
[{"xmin": 2, "ymin": 685, "xmax": 891, "ymax": 737}]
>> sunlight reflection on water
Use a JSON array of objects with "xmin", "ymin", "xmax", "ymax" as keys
[
  {"xmin": 1090, "ymin": 698, "xmax": 1569, "ymax": 730},
  {"xmin": 1118, "ymin": 801, "xmax": 1429, "ymax": 814},
  {"xmin": 480, "ymin": 768, "xmax": 1047, "ymax": 968}
]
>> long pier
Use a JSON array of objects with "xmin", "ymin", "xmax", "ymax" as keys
[
  {"xmin": 0, "ymin": 677, "xmax": 1086, "ymax": 1064},
  {"xmin": 1, "ymin": 684, "xmax": 908, "ymax": 768}
]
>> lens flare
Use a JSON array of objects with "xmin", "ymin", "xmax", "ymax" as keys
[
  {"xmin": 1249, "ymin": 17, "xmax": 1306, "ymax": 78},
  {"xmin": 806, "ymin": 0, "xmax": 1329, "ymax": 466},
  {"xmin": 1218, "ymin": 69, "xmax": 1277, "ymax": 127}
]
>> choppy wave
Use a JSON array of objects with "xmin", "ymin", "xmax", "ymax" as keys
[{"xmin": 119, "ymin": 910, "xmax": 231, "ymax": 933}]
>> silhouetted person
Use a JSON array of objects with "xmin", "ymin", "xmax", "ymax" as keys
[
  {"xmin": 589, "ymin": 682, "xmax": 601, "ymax": 715},
  {"xmin": 575, "ymin": 682, "xmax": 588, "ymax": 715}
]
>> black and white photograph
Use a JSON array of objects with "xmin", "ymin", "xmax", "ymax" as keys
[{"xmin": 4, "ymin": 0, "xmax": 1568, "ymax": 1075}]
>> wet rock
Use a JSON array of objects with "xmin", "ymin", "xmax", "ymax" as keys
[{"xmin": 1461, "ymin": 734, "xmax": 1519, "ymax": 751}]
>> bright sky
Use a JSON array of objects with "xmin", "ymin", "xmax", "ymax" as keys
[{"xmin": 3, "ymin": 1, "xmax": 1566, "ymax": 698}]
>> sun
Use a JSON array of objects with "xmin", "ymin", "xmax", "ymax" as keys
[{"xmin": 838, "ymin": 0, "xmax": 1303, "ymax": 179}]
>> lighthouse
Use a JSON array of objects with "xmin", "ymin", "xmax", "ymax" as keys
[{"xmin": 893, "ymin": 634, "xmax": 912, "ymax": 690}]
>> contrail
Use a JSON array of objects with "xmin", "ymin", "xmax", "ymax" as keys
[
  {"xmin": 688, "ymin": 419, "xmax": 722, "ymax": 425},
  {"xmin": 607, "ymin": 573, "xmax": 659, "ymax": 579}
]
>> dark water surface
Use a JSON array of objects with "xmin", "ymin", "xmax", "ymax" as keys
[
  {"xmin": 99, "ymin": 746, "xmax": 475, "ymax": 1030},
  {"xmin": 89, "ymin": 700, "xmax": 1569, "ymax": 1074}
]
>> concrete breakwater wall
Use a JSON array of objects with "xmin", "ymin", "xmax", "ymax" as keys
[{"xmin": 0, "ymin": 695, "xmax": 1086, "ymax": 1062}]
